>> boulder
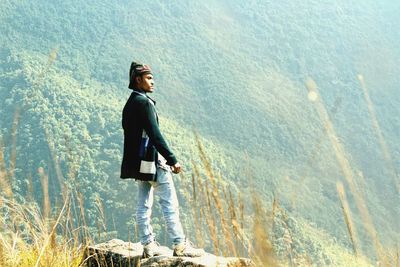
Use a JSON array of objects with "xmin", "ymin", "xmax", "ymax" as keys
[{"xmin": 84, "ymin": 239, "xmax": 254, "ymax": 267}]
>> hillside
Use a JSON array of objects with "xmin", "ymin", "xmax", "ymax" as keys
[{"xmin": 1, "ymin": 0, "xmax": 399, "ymax": 265}]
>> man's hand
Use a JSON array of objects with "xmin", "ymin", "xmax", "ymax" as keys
[{"xmin": 171, "ymin": 163, "xmax": 182, "ymax": 174}]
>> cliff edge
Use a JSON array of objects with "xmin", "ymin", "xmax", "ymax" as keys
[{"xmin": 84, "ymin": 239, "xmax": 254, "ymax": 267}]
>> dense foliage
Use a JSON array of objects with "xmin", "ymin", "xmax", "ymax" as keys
[{"xmin": 1, "ymin": 0, "xmax": 399, "ymax": 264}]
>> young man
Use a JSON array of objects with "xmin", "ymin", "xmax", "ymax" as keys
[{"xmin": 120, "ymin": 61, "xmax": 205, "ymax": 258}]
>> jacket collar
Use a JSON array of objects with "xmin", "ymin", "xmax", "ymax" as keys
[
  {"xmin": 132, "ymin": 89, "xmax": 156, "ymax": 105},
  {"xmin": 132, "ymin": 88, "xmax": 146, "ymax": 95}
]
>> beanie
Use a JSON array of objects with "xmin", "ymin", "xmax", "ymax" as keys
[{"xmin": 128, "ymin": 61, "xmax": 152, "ymax": 89}]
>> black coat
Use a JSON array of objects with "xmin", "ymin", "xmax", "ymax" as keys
[{"xmin": 120, "ymin": 90, "xmax": 177, "ymax": 181}]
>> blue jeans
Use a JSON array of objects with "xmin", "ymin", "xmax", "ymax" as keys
[{"xmin": 136, "ymin": 167, "xmax": 185, "ymax": 246}]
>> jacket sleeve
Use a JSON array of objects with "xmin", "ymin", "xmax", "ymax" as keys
[{"xmin": 140, "ymin": 100, "xmax": 178, "ymax": 166}]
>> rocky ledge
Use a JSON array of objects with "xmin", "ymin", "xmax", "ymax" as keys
[{"xmin": 84, "ymin": 239, "xmax": 254, "ymax": 267}]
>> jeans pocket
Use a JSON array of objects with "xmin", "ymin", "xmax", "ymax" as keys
[{"xmin": 156, "ymin": 167, "xmax": 172, "ymax": 185}]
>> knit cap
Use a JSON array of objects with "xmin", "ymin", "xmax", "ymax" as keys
[{"xmin": 128, "ymin": 62, "xmax": 152, "ymax": 89}]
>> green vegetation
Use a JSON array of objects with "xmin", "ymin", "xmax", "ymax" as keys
[{"xmin": 0, "ymin": 0, "xmax": 399, "ymax": 265}]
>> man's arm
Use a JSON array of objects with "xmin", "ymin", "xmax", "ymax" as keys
[{"xmin": 141, "ymin": 100, "xmax": 178, "ymax": 166}]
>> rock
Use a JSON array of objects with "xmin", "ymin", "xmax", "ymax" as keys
[{"xmin": 84, "ymin": 239, "xmax": 254, "ymax": 267}]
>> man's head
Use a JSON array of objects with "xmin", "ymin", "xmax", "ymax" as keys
[{"xmin": 128, "ymin": 62, "xmax": 154, "ymax": 93}]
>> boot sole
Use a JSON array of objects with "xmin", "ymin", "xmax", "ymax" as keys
[
  {"xmin": 143, "ymin": 251, "xmax": 165, "ymax": 258},
  {"xmin": 173, "ymin": 251, "xmax": 204, "ymax": 257}
]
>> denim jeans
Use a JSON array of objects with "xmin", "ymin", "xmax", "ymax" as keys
[{"xmin": 136, "ymin": 167, "xmax": 185, "ymax": 246}]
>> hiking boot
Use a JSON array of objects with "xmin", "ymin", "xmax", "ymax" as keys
[
  {"xmin": 173, "ymin": 239, "xmax": 205, "ymax": 257},
  {"xmin": 142, "ymin": 241, "xmax": 170, "ymax": 258}
]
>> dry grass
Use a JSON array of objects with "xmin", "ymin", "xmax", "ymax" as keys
[
  {"xmin": 336, "ymin": 181, "xmax": 360, "ymax": 256},
  {"xmin": 250, "ymin": 195, "xmax": 277, "ymax": 266},
  {"xmin": 306, "ymin": 77, "xmax": 398, "ymax": 266},
  {"xmin": 177, "ymin": 134, "xmax": 278, "ymax": 266},
  {"xmin": 357, "ymin": 74, "xmax": 399, "ymax": 193},
  {"xmin": 0, "ymin": 109, "xmax": 90, "ymax": 266},
  {"xmin": 0, "ymin": 189, "xmax": 86, "ymax": 266},
  {"xmin": 180, "ymin": 124, "xmax": 399, "ymax": 266}
]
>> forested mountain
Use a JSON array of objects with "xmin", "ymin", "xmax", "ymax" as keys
[{"xmin": 0, "ymin": 0, "xmax": 399, "ymax": 265}]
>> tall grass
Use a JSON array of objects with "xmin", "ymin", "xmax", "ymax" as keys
[
  {"xmin": 0, "ymin": 124, "xmax": 89, "ymax": 266},
  {"xmin": 0, "ymin": 196, "xmax": 84, "ymax": 267},
  {"xmin": 0, "ymin": 48, "xmax": 90, "ymax": 265},
  {"xmin": 306, "ymin": 77, "xmax": 398, "ymax": 266},
  {"xmin": 336, "ymin": 181, "xmax": 360, "ymax": 256},
  {"xmin": 177, "ymin": 135, "xmax": 278, "ymax": 265},
  {"xmin": 357, "ymin": 74, "xmax": 399, "ymax": 193}
]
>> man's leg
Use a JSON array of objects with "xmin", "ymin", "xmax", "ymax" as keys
[
  {"xmin": 154, "ymin": 168, "xmax": 185, "ymax": 245},
  {"xmin": 136, "ymin": 181, "xmax": 155, "ymax": 245},
  {"xmin": 154, "ymin": 167, "xmax": 205, "ymax": 257}
]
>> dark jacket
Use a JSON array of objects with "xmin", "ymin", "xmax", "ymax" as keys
[{"xmin": 120, "ymin": 90, "xmax": 177, "ymax": 181}]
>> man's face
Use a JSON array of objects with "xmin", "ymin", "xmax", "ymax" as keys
[{"xmin": 137, "ymin": 74, "xmax": 154, "ymax": 93}]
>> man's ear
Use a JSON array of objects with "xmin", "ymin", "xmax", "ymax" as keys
[{"xmin": 135, "ymin": 76, "xmax": 142, "ymax": 84}]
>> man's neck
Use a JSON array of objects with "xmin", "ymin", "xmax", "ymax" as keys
[
  {"xmin": 133, "ymin": 88, "xmax": 147, "ymax": 95},
  {"xmin": 133, "ymin": 88, "xmax": 156, "ymax": 104}
]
